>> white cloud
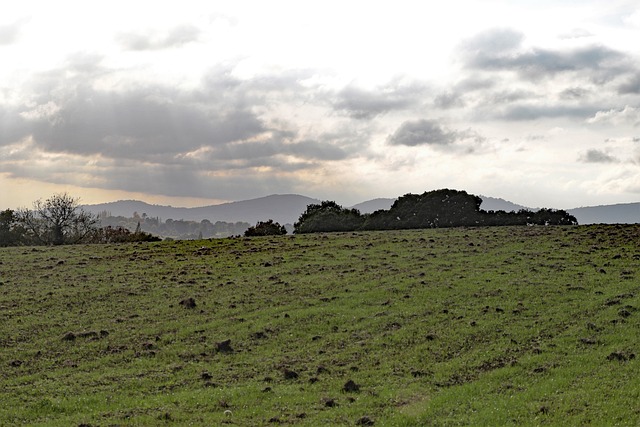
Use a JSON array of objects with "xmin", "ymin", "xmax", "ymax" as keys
[
  {"xmin": 624, "ymin": 9, "xmax": 640, "ymax": 27},
  {"xmin": 0, "ymin": 19, "xmax": 25, "ymax": 45},
  {"xmin": 116, "ymin": 24, "xmax": 201, "ymax": 51},
  {"xmin": 586, "ymin": 106, "xmax": 640, "ymax": 126},
  {"xmin": 559, "ymin": 28, "xmax": 593, "ymax": 40}
]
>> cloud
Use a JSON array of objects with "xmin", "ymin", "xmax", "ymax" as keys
[
  {"xmin": 386, "ymin": 119, "xmax": 485, "ymax": 152},
  {"xmin": 579, "ymin": 149, "xmax": 619, "ymax": 163},
  {"xmin": 0, "ymin": 58, "xmax": 373, "ymax": 202},
  {"xmin": 288, "ymin": 139, "xmax": 349, "ymax": 161},
  {"xmin": 434, "ymin": 78, "xmax": 495, "ymax": 109},
  {"xmin": 0, "ymin": 19, "xmax": 26, "ymax": 45},
  {"xmin": 587, "ymin": 106, "xmax": 640, "ymax": 126},
  {"xmin": 497, "ymin": 104, "xmax": 597, "ymax": 121},
  {"xmin": 441, "ymin": 29, "xmax": 640, "ymax": 126},
  {"xmin": 480, "ymin": 46, "xmax": 623, "ymax": 80},
  {"xmin": 460, "ymin": 28, "xmax": 629, "ymax": 83},
  {"xmin": 117, "ymin": 24, "xmax": 201, "ymax": 50},
  {"xmin": 559, "ymin": 28, "xmax": 593, "ymax": 40},
  {"xmin": 19, "ymin": 86, "xmax": 265, "ymax": 160},
  {"xmin": 559, "ymin": 87, "xmax": 590, "ymax": 100},
  {"xmin": 618, "ymin": 74, "xmax": 640, "ymax": 94},
  {"xmin": 434, "ymin": 91, "xmax": 465, "ymax": 109},
  {"xmin": 193, "ymin": 133, "xmax": 350, "ymax": 166},
  {"xmin": 624, "ymin": 9, "xmax": 640, "ymax": 27},
  {"xmin": 387, "ymin": 119, "xmax": 456, "ymax": 146},
  {"xmin": 333, "ymin": 80, "xmax": 426, "ymax": 119},
  {"xmin": 460, "ymin": 28, "xmax": 524, "ymax": 58}
]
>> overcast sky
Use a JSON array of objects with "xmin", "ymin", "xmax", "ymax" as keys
[{"xmin": 1, "ymin": 1, "xmax": 640, "ymax": 210}]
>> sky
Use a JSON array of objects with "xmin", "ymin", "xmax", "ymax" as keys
[{"xmin": 1, "ymin": 0, "xmax": 640, "ymax": 210}]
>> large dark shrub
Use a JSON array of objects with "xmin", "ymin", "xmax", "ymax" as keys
[
  {"xmin": 293, "ymin": 201, "xmax": 364, "ymax": 234},
  {"xmin": 244, "ymin": 220, "xmax": 287, "ymax": 237}
]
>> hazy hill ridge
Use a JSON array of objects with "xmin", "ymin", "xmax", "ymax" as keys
[
  {"xmin": 84, "ymin": 194, "xmax": 321, "ymax": 225},
  {"xmin": 84, "ymin": 194, "xmax": 640, "ymax": 225},
  {"xmin": 479, "ymin": 196, "xmax": 530, "ymax": 213},
  {"xmin": 568, "ymin": 203, "xmax": 640, "ymax": 224}
]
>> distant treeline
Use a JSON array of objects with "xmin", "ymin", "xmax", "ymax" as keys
[
  {"xmin": 1, "ymin": 189, "xmax": 578, "ymax": 246},
  {"xmin": 293, "ymin": 189, "xmax": 578, "ymax": 233},
  {"xmin": 97, "ymin": 212, "xmax": 252, "ymax": 240},
  {"xmin": 1, "ymin": 193, "xmax": 162, "ymax": 247}
]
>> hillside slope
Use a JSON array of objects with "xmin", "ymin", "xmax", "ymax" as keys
[
  {"xmin": 84, "ymin": 193, "xmax": 640, "ymax": 225},
  {"xmin": 1, "ymin": 225, "xmax": 639, "ymax": 425},
  {"xmin": 85, "ymin": 194, "xmax": 320, "ymax": 224},
  {"xmin": 568, "ymin": 203, "xmax": 640, "ymax": 224}
]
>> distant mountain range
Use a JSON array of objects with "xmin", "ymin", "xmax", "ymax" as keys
[
  {"xmin": 83, "ymin": 194, "xmax": 640, "ymax": 225},
  {"xmin": 568, "ymin": 203, "xmax": 640, "ymax": 224},
  {"xmin": 84, "ymin": 194, "xmax": 320, "ymax": 225}
]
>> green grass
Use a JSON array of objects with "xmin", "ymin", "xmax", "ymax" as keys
[{"xmin": 1, "ymin": 225, "xmax": 639, "ymax": 426}]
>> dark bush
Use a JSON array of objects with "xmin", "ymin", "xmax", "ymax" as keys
[
  {"xmin": 244, "ymin": 220, "xmax": 287, "ymax": 237},
  {"xmin": 294, "ymin": 201, "xmax": 364, "ymax": 234},
  {"xmin": 295, "ymin": 189, "xmax": 578, "ymax": 234}
]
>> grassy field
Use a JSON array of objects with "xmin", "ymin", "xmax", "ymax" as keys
[{"xmin": 1, "ymin": 225, "xmax": 639, "ymax": 426}]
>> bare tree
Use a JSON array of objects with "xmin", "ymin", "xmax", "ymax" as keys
[{"xmin": 17, "ymin": 193, "xmax": 99, "ymax": 245}]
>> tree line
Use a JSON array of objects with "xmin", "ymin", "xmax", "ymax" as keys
[
  {"xmin": 1, "ymin": 193, "xmax": 160, "ymax": 246},
  {"xmin": 1, "ymin": 189, "xmax": 578, "ymax": 245},
  {"xmin": 293, "ymin": 189, "xmax": 578, "ymax": 234},
  {"xmin": 0, "ymin": 193, "xmax": 289, "ymax": 245},
  {"xmin": 98, "ymin": 212, "xmax": 252, "ymax": 240}
]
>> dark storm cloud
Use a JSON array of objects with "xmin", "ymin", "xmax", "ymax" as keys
[
  {"xmin": 7, "ymin": 61, "xmax": 335, "ymax": 164},
  {"xmin": 96, "ymin": 161, "xmax": 305, "ymax": 201},
  {"xmin": 20, "ymin": 85, "xmax": 264, "ymax": 160},
  {"xmin": 0, "ymin": 58, "xmax": 369, "ymax": 201},
  {"xmin": 579, "ymin": 149, "xmax": 619, "ymax": 163},
  {"xmin": 333, "ymin": 81, "xmax": 426, "ymax": 119},
  {"xmin": 387, "ymin": 119, "xmax": 455, "ymax": 146},
  {"xmin": 117, "ymin": 24, "xmax": 201, "ymax": 50}
]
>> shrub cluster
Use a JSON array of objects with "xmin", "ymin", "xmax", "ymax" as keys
[
  {"xmin": 1, "ymin": 193, "xmax": 162, "ymax": 246},
  {"xmin": 87, "ymin": 225, "xmax": 162, "ymax": 243},
  {"xmin": 244, "ymin": 220, "xmax": 287, "ymax": 237},
  {"xmin": 294, "ymin": 189, "xmax": 578, "ymax": 234}
]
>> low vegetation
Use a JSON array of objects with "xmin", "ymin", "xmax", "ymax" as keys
[
  {"xmin": 294, "ymin": 189, "xmax": 577, "ymax": 234},
  {"xmin": 244, "ymin": 220, "xmax": 288, "ymax": 237},
  {"xmin": 1, "ymin": 224, "xmax": 638, "ymax": 425},
  {"xmin": 97, "ymin": 213, "xmax": 251, "ymax": 240},
  {"xmin": 1, "ymin": 193, "xmax": 161, "ymax": 246}
]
